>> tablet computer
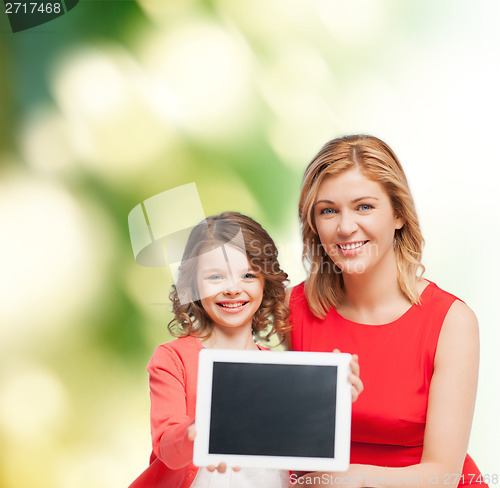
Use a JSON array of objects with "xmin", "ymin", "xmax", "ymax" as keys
[{"xmin": 193, "ymin": 349, "xmax": 352, "ymax": 472}]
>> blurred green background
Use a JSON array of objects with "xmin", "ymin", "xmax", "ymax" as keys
[{"xmin": 1, "ymin": 1, "xmax": 499, "ymax": 487}]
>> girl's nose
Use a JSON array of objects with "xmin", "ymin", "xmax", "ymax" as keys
[{"xmin": 223, "ymin": 279, "xmax": 242, "ymax": 295}]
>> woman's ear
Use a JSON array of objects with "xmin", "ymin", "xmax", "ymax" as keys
[{"xmin": 394, "ymin": 214, "xmax": 405, "ymax": 230}]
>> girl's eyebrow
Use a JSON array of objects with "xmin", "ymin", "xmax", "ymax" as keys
[{"xmin": 199, "ymin": 267, "xmax": 225, "ymax": 274}]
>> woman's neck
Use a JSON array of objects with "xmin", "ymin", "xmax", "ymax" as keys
[
  {"xmin": 339, "ymin": 255, "xmax": 409, "ymax": 324},
  {"xmin": 201, "ymin": 326, "xmax": 258, "ymax": 350}
]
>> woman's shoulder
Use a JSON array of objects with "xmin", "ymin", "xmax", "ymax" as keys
[
  {"xmin": 286, "ymin": 282, "xmax": 313, "ymax": 322},
  {"xmin": 418, "ymin": 279, "xmax": 478, "ymax": 332},
  {"xmin": 429, "ymin": 281, "xmax": 478, "ymax": 332},
  {"xmin": 287, "ymin": 281, "xmax": 307, "ymax": 304},
  {"xmin": 419, "ymin": 279, "xmax": 462, "ymax": 306}
]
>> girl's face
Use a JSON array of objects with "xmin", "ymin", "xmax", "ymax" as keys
[
  {"xmin": 313, "ymin": 167, "xmax": 404, "ymax": 276},
  {"xmin": 196, "ymin": 244, "xmax": 264, "ymax": 333}
]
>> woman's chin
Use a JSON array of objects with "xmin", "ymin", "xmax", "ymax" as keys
[{"xmin": 335, "ymin": 260, "xmax": 368, "ymax": 276}]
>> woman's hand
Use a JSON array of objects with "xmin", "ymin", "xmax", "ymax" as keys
[
  {"xmin": 349, "ymin": 354, "xmax": 363, "ymax": 402},
  {"xmin": 333, "ymin": 349, "xmax": 363, "ymax": 402},
  {"xmin": 292, "ymin": 467, "xmax": 362, "ymax": 488},
  {"xmin": 187, "ymin": 424, "xmax": 241, "ymax": 473}
]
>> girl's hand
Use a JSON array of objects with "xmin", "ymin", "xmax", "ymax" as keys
[
  {"xmin": 206, "ymin": 462, "xmax": 241, "ymax": 474},
  {"xmin": 188, "ymin": 424, "xmax": 241, "ymax": 473},
  {"xmin": 187, "ymin": 423, "xmax": 197, "ymax": 441},
  {"xmin": 333, "ymin": 349, "xmax": 363, "ymax": 402}
]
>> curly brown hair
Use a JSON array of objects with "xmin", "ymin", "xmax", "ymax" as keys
[{"xmin": 168, "ymin": 211, "xmax": 291, "ymax": 343}]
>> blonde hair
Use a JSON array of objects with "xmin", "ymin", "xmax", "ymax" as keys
[
  {"xmin": 168, "ymin": 211, "xmax": 291, "ymax": 342},
  {"xmin": 299, "ymin": 134, "xmax": 425, "ymax": 318}
]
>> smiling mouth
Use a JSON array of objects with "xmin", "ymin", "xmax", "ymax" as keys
[
  {"xmin": 337, "ymin": 241, "xmax": 368, "ymax": 255},
  {"xmin": 217, "ymin": 301, "xmax": 248, "ymax": 310}
]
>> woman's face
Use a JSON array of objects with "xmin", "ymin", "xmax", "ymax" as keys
[
  {"xmin": 196, "ymin": 244, "xmax": 264, "ymax": 332},
  {"xmin": 313, "ymin": 167, "xmax": 404, "ymax": 276}
]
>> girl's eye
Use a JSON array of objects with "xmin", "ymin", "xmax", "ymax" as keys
[
  {"xmin": 207, "ymin": 274, "xmax": 223, "ymax": 280},
  {"xmin": 319, "ymin": 207, "xmax": 336, "ymax": 215},
  {"xmin": 242, "ymin": 272, "xmax": 258, "ymax": 280}
]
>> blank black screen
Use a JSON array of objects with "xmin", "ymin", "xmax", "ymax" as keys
[{"xmin": 208, "ymin": 362, "xmax": 337, "ymax": 458}]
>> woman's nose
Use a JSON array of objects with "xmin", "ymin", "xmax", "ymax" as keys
[{"xmin": 337, "ymin": 212, "xmax": 358, "ymax": 236}]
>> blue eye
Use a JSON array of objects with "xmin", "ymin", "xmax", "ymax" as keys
[
  {"xmin": 242, "ymin": 272, "xmax": 258, "ymax": 280},
  {"xmin": 319, "ymin": 207, "xmax": 336, "ymax": 215},
  {"xmin": 358, "ymin": 204, "xmax": 373, "ymax": 211},
  {"xmin": 207, "ymin": 274, "xmax": 223, "ymax": 280}
]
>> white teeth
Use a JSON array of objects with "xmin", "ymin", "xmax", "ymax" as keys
[
  {"xmin": 220, "ymin": 302, "xmax": 245, "ymax": 308},
  {"xmin": 339, "ymin": 241, "xmax": 366, "ymax": 250}
]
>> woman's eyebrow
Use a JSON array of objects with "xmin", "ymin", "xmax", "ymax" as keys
[
  {"xmin": 314, "ymin": 196, "xmax": 379, "ymax": 206},
  {"xmin": 313, "ymin": 199, "xmax": 335, "ymax": 206},
  {"xmin": 352, "ymin": 196, "xmax": 379, "ymax": 203}
]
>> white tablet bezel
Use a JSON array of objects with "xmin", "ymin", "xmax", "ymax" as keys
[{"xmin": 193, "ymin": 349, "xmax": 352, "ymax": 472}]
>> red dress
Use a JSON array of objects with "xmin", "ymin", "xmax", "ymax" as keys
[{"xmin": 289, "ymin": 281, "xmax": 487, "ymax": 488}]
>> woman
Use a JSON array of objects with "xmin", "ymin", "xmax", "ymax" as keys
[{"xmin": 288, "ymin": 135, "xmax": 487, "ymax": 488}]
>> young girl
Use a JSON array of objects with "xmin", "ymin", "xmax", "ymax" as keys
[
  {"xmin": 130, "ymin": 211, "xmax": 363, "ymax": 488},
  {"xmin": 290, "ymin": 135, "xmax": 487, "ymax": 488}
]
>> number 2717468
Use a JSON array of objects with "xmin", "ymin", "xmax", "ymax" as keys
[{"xmin": 5, "ymin": 3, "xmax": 62, "ymax": 14}]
